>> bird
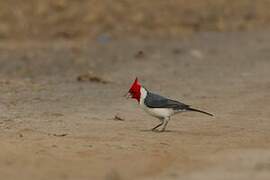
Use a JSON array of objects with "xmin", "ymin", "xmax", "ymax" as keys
[{"xmin": 125, "ymin": 77, "xmax": 213, "ymax": 132}]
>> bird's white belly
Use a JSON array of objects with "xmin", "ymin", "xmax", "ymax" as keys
[
  {"xmin": 142, "ymin": 105, "xmax": 174, "ymax": 118},
  {"xmin": 139, "ymin": 87, "xmax": 175, "ymax": 118}
]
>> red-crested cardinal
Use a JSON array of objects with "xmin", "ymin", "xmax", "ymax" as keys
[{"xmin": 125, "ymin": 78, "xmax": 213, "ymax": 132}]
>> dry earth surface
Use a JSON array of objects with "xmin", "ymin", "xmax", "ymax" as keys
[{"xmin": 0, "ymin": 30, "xmax": 270, "ymax": 180}]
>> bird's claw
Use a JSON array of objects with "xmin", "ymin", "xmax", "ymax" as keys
[{"xmin": 151, "ymin": 128, "xmax": 166, "ymax": 132}]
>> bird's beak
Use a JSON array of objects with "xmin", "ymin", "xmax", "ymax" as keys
[{"xmin": 124, "ymin": 92, "xmax": 132, "ymax": 99}]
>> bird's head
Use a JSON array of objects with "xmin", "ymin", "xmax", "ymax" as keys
[{"xmin": 125, "ymin": 77, "xmax": 141, "ymax": 102}]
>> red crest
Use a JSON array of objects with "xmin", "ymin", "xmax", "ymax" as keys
[{"xmin": 128, "ymin": 77, "xmax": 141, "ymax": 102}]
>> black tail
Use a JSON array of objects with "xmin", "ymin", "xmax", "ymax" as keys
[{"xmin": 187, "ymin": 107, "xmax": 213, "ymax": 116}]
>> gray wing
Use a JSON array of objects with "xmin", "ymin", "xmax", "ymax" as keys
[{"xmin": 144, "ymin": 92, "xmax": 189, "ymax": 110}]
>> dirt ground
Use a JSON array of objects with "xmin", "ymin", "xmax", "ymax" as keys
[{"xmin": 0, "ymin": 30, "xmax": 269, "ymax": 180}]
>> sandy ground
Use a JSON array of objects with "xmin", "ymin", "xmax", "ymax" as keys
[{"xmin": 0, "ymin": 30, "xmax": 270, "ymax": 180}]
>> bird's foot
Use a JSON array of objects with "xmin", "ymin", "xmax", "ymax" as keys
[
  {"xmin": 151, "ymin": 128, "xmax": 159, "ymax": 132},
  {"xmin": 151, "ymin": 128, "xmax": 166, "ymax": 133}
]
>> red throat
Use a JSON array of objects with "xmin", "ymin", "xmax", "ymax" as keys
[{"xmin": 128, "ymin": 77, "xmax": 141, "ymax": 102}]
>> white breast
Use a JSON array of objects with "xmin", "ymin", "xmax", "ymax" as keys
[
  {"xmin": 143, "ymin": 106, "xmax": 174, "ymax": 118},
  {"xmin": 139, "ymin": 87, "xmax": 175, "ymax": 119}
]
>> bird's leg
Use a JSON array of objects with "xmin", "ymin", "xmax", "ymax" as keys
[
  {"xmin": 151, "ymin": 122, "xmax": 163, "ymax": 131},
  {"xmin": 151, "ymin": 118, "xmax": 164, "ymax": 131},
  {"xmin": 160, "ymin": 117, "xmax": 170, "ymax": 132}
]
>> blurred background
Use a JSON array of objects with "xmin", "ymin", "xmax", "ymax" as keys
[
  {"xmin": 1, "ymin": 1, "xmax": 270, "ymax": 180},
  {"xmin": 1, "ymin": 0, "xmax": 270, "ymax": 41}
]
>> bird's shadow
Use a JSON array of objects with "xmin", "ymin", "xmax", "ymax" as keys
[
  {"xmin": 140, "ymin": 129, "xmax": 180, "ymax": 134},
  {"xmin": 140, "ymin": 129, "xmax": 221, "ymax": 136}
]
